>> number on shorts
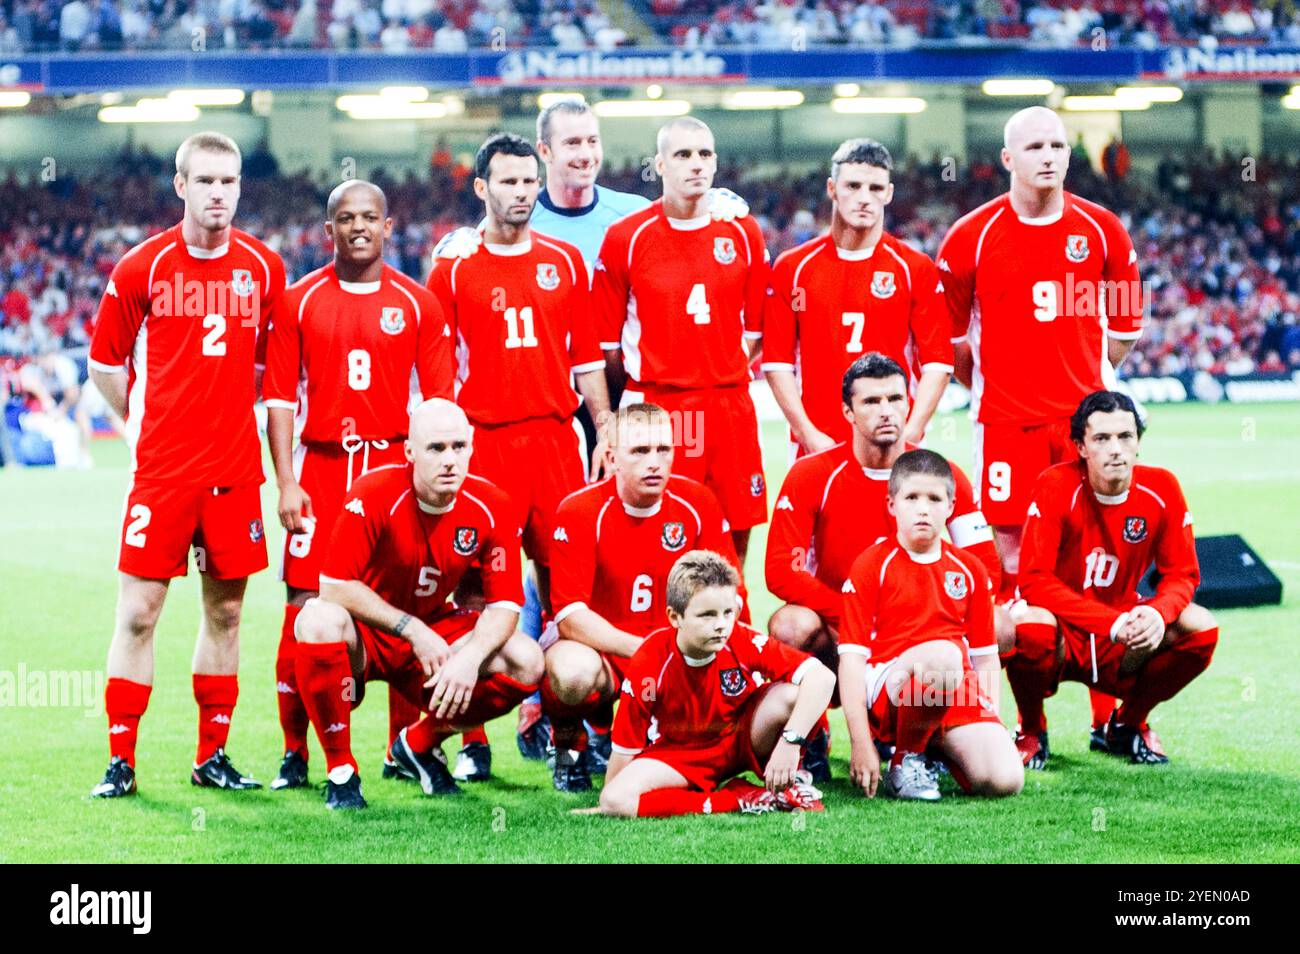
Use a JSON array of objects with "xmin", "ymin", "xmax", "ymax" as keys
[
  {"xmin": 347, "ymin": 349, "xmax": 371, "ymax": 390},
  {"xmin": 686, "ymin": 283, "xmax": 711, "ymax": 325},
  {"xmin": 124, "ymin": 504, "xmax": 151, "ymax": 548},
  {"xmin": 287, "ymin": 516, "xmax": 315, "ymax": 558},
  {"xmin": 986, "ymin": 461, "xmax": 1012, "ymax": 502},
  {"xmin": 1032, "ymin": 280, "xmax": 1058, "ymax": 323},
  {"xmin": 415, "ymin": 565, "xmax": 441, "ymax": 598},
  {"xmin": 842, "ymin": 312, "xmax": 865, "ymax": 353},
  {"xmin": 503, "ymin": 306, "xmax": 538, "ymax": 348},
  {"xmin": 1083, "ymin": 548, "xmax": 1119, "ymax": 590},
  {"xmin": 630, "ymin": 574, "xmax": 654, "ymax": 612},
  {"xmin": 202, "ymin": 314, "xmax": 227, "ymax": 355}
]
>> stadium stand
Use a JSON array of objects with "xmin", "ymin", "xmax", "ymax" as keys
[
  {"xmin": 3, "ymin": 0, "xmax": 1300, "ymax": 50},
  {"xmin": 3, "ymin": 145, "xmax": 1299, "ymax": 464}
]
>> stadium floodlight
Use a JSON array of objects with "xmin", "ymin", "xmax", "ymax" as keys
[
  {"xmin": 646, "ymin": 84, "xmax": 663, "ymax": 100},
  {"xmin": 98, "ymin": 100, "xmax": 201, "ymax": 123},
  {"xmin": 1282, "ymin": 93, "xmax": 1300, "ymax": 110},
  {"xmin": 1061, "ymin": 95, "xmax": 1151, "ymax": 112},
  {"xmin": 834, "ymin": 83, "xmax": 860, "ymax": 98},
  {"xmin": 1113, "ymin": 86, "xmax": 1183, "ymax": 104},
  {"xmin": 340, "ymin": 100, "xmax": 449, "ymax": 120},
  {"xmin": 167, "ymin": 89, "xmax": 245, "ymax": 106},
  {"xmin": 982, "ymin": 79, "xmax": 1055, "ymax": 96},
  {"xmin": 379, "ymin": 86, "xmax": 429, "ymax": 102},
  {"xmin": 592, "ymin": 99, "xmax": 691, "ymax": 118},
  {"xmin": 538, "ymin": 92, "xmax": 586, "ymax": 108},
  {"xmin": 830, "ymin": 96, "xmax": 926, "ymax": 114},
  {"xmin": 0, "ymin": 91, "xmax": 31, "ymax": 108},
  {"xmin": 722, "ymin": 90, "xmax": 805, "ymax": 110}
]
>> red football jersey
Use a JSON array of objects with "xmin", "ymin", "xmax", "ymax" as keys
[
  {"xmin": 550, "ymin": 475, "xmax": 742, "ymax": 637},
  {"xmin": 840, "ymin": 539, "xmax": 996, "ymax": 665},
  {"xmin": 425, "ymin": 233, "xmax": 602, "ymax": 426},
  {"xmin": 763, "ymin": 231, "xmax": 953, "ymax": 445},
  {"xmin": 937, "ymin": 191, "xmax": 1142, "ymax": 425},
  {"xmin": 593, "ymin": 200, "xmax": 768, "ymax": 390},
  {"xmin": 263, "ymin": 263, "xmax": 454, "ymax": 443},
  {"xmin": 765, "ymin": 442, "xmax": 998, "ymax": 628},
  {"xmin": 320, "ymin": 464, "xmax": 524, "ymax": 618},
  {"xmin": 89, "ymin": 224, "xmax": 286, "ymax": 485},
  {"xmin": 611, "ymin": 622, "xmax": 815, "ymax": 756},
  {"xmin": 1019, "ymin": 461, "xmax": 1199, "ymax": 636}
]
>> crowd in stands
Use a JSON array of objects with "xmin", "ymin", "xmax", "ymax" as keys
[
  {"xmin": 3, "ymin": 0, "xmax": 1300, "ymax": 51},
  {"xmin": 4, "ymin": 144, "xmax": 1300, "ymax": 458}
]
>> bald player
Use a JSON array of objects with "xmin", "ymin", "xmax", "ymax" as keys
[
  {"xmin": 936, "ymin": 107, "xmax": 1144, "ymax": 764},
  {"xmin": 293, "ymin": 398, "xmax": 540, "ymax": 809}
]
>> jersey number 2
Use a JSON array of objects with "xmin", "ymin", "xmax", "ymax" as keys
[
  {"xmin": 202, "ymin": 314, "xmax": 226, "ymax": 356},
  {"xmin": 124, "ymin": 504, "xmax": 151, "ymax": 548}
]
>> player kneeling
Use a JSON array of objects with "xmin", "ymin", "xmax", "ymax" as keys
[
  {"xmin": 840, "ymin": 450, "xmax": 1023, "ymax": 801},
  {"xmin": 1009, "ymin": 390, "xmax": 1218, "ymax": 767},
  {"xmin": 597, "ymin": 551, "xmax": 835, "ymax": 817},
  {"xmin": 292, "ymin": 399, "xmax": 542, "ymax": 809}
]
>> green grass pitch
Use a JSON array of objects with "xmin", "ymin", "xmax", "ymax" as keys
[{"xmin": 1, "ymin": 401, "xmax": 1297, "ymax": 863}]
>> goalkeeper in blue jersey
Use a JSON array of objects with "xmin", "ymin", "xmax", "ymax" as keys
[{"xmin": 432, "ymin": 97, "xmax": 751, "ymax": 779}]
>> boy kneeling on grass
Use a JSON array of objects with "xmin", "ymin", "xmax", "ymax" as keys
[
  {"xmin": 596, "ymin": 550, "xmax": 836, "ymax": 817},
  {"xmin": 839, "ymin": 449, "xmax": 1024, "ymax": 801}
]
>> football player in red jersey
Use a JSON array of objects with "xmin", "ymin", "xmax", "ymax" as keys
[
  {"xmin": 594, "ymin": 551, "xmax": 835, "ymax": 818},
  {"xmin": 263, "ymin": 180, "xmax": 454, "ymax": 791},
  {"xmin": 593, "ymin": 117, "xmax": 770, "ymax": 563},
  {"xmin": 87, "ymin": 132, "xmax": 286, "ymax": 798},
  {"xmin": 427, "ymin": 133, "xmax": 612, "ymax": 778},
  {"xmin": 1011, "ymin": 391, "xmax": 1218, "ymax": 768},
  {"xmin": 292, "ymin": 398, "xmax": 542, "ymax": 809},
  {"xmin": 839, "ymin": 450, "xmax": 1023, "ymax": 801},
  {"xmin": 937, "ymin": 106, "xmax": 1145, "ymax": 742},
  {"xmin": 546, "ymin": 403, "xmax": 743, "ymax": 792},
  {"xmin": 766, "ymin": 353, "xmax": 1002, "ymax": 666},
  {"xmin": 764, "ymin": 139, "xmax": 952, "ymax": 456}
]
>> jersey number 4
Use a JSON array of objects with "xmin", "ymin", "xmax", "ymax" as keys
[{"xmin": 687, "ymin": 283, "xmax": 711, "ymax": 325}]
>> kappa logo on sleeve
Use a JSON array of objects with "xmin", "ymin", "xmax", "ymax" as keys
[
  {"xmin": 841, "ymin": 579, "xmax": 856, "ymax": 594},
  {"xmin": 106, "ymin": 279, "xmax": 118, "ymax": 298},
  {"xmin": 553, "ymin": 526, "xmax": 569, "ymax": 543},
  {"xmin": 344, "ymin": 498, "xmax": 365, "ymax": 517},
  {"xmin": 776, "ymin": 495, "xmax": 793, "ymax": 511}
]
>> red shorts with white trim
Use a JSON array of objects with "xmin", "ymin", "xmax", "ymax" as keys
[
  {"xmin": 281, "ymin": 439, "xmax": 407, "ymax": 592},
  {"xmin": 1058, "ymin": 618, "xmax": 1141, "ymax": 698},
  {"xmin": 117, "ymin": 479, "xmax": 267, "ymax": 580},
  {"xmin": 865, "ymin": 661, "xmax": 1002, "ymax": 746},
  {"xmin": 630, "ymin": 682, "xmax": 776, "ymax": 791},
  {"xmin": 468, "ymin": 416, "xmax": 584, "ymax": 565},
  {"xmin": 973, "ymin": 416, "xmax": 1076, "ymax": 527},
  {"xmin": 629, "ymin": 382, "xmax": 767, "ymax": 531},
  {"xmin": 349, "ymin": 608, "xmax": 479, "ymax": 710}
]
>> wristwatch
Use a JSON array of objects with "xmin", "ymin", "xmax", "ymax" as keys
[{"xmin": 781, "ymin": 730, "xmax": 808, "ymax": 747}]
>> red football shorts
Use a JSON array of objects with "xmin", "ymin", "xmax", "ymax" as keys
[
  {"xmin": 631, "ymin": 682, "xmax": 776, "ymax": 791},
  {"xmin": 1056, "ymin": 617, "xmax": 1142, "ymax": 698},
  {"xmin": 469, "ymin": 416, "xmax": 584, "ymax": 565},
  {"xmin": 865, "ymin": 661, "xmax": 1002, "ymax": 745},
  {"xmin": 281, "ymin": 439, "xmax": 407, "ymax": 592},
  {"xmin": 117, "ymin": 479, "xmax": 267, "ymax": 580},
  {"xmin": 972, "ymin": 416, "xmax": 1076, "ymax": 527},
  {"xmin": 345, "ymin": 608, "xmax": 480, "ymax": 710},
  {"xmin": 630, "ymin": 382, "xmax": 767, "ymax": 531}
]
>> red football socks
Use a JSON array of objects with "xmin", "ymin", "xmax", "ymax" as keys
[
  {"xmin": 193, "ymin": 673, "xmax": 238, "ymax": 764},
  {"xmin": 387, "ymin": 684, "xmax": 422, "ymax": 748},
  {"xmin": 636, "ymin": 787, "xmax": 741, "ymax": 817},
  {"xmin": 893, "ymin": 676, "xmax": 947, "ymax": 763},
  {"xmin": 406, "ymin": 673, "xmax": 538, "ymax": 755},
  {"xmin": 295, "ymin": 641, "xmax": 357, "ymax": 773},
  {"xmin": 1117, "ymin": 627, "xmax": 1219, "ymax": 728},
  {"xmin": 1006, "ymin": 622, "xmax": 1058, "ymax": 737},
  {"xmin": 540, "ymin": 677, "xmax": 600, "ymax": 751},
  {"xmin": 105, "ymin": 677, "xmax": 151, "ymax": 767},
  {"xmin": 461, "ymin": 726, "xmax": 489, "ymax": 747},
  {"xmin": 276, "ymin": 603, "xmax": 309, "ymax": 757},
  {"xmin": 1089, "ymin": 689, "xmax": 1119, "ymax": 729}
]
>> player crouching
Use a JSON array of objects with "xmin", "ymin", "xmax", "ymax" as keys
[
  {"xmin": 597, "ymin": 551, "xmax": 835, "ymax": 818},
  {"xmin": 1009, "ymin": 391, "xmax": 1218, "ymax": 768},
  {"xmin": 840, "ymin": 450, "xmax": 1023, "ymax": 801},
  {"xmin": 292, "ymin": 399, "xmax": 542, "ymax": 809}
]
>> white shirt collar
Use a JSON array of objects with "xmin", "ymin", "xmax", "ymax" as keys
[
  {"xmin": 1094, "ymin": 488, "xmax": 1130, "ymax": 505},
  {"xmin": 338, "ymin": 279, "xmax": 381, "ymax": 294},
  {"xmin": 665, "ymin": 214, "xmax": 711, "ymax": 231},
  {"xmin": 417, "ymin": 497, "xmax": 454, "ymax": 515},
  {"xmin": 903, "ymin": 545, "xmax": 942, "ymax": 564},
  {"xmin": 622, "ymin": 498, "xmax": 662, "ymax": 518},
  {"xmin": 186, "ymin": 242, "xmax": 229, "ymax": 259},
  {"xmin": 836, "ymin": 243, "xmax": 876, "ymax": 261},
  {"xmin": 682, "ymin": 650, "xmax": 717, "ymax": 667},
  {"xmin": 863, "ymin": 466, "xmax": 891, "ymax": 481},
  {"xmin": 485, "ymin": 238, "xmax": 532, "ymax": 256},
  {"xmin": 1017, "ymin": 209, "xmax": 1064, "ymax": 226}
]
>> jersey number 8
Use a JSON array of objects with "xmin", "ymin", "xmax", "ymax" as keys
[{"xmin": 347, "ymin": 349, "xmax": 370, "ymax": 390}]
